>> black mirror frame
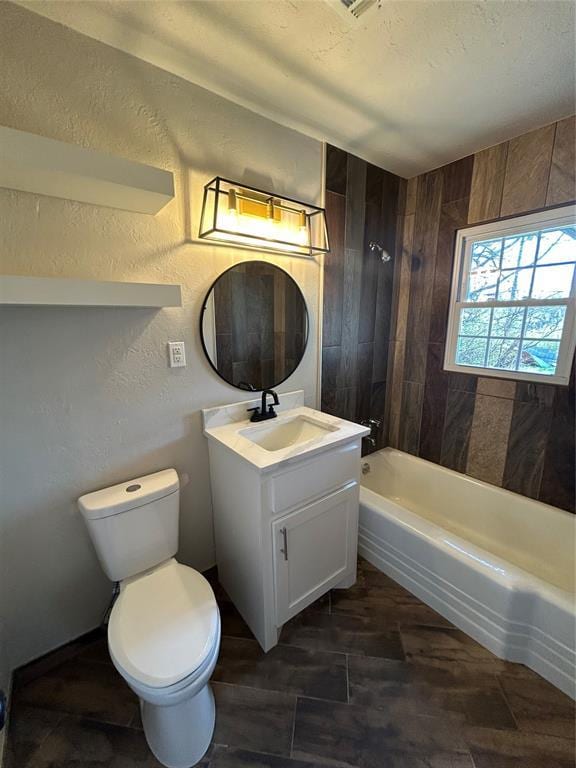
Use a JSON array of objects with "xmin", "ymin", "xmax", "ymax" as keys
[{"xmin": 199, "ymin": 260, "xmax": 309, "ymax": 392}]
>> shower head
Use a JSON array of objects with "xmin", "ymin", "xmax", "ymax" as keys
[{"xmin": 369, "ymin": 241, "xmax": 391, "ymax": 262}]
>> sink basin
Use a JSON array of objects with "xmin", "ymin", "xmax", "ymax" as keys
[
  {"xmin": 203, "ymin": 397, "xmax": 371, "ymax": 471},
  {"xmin": 240, "ymin": 416, "xmax": 338, "ymax": 452}
]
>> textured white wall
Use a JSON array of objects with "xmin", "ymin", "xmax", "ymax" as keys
[
  {"xmin": 15, "ymin": 0, "xmax": 576, "ymax": 177},
  {"xmin": 0, "ymin": 4, "xmax": 322, "ymax": 672}
]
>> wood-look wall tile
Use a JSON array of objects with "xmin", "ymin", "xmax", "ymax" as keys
[
  {"xmin": 372, "ymin": 329, "xmax": 389, "ymax": 384},
  {"xmin": 404, "ymin": 170, "xmax": 443, "ymax": 381},
  {"xmin": 232, "ymin": 360, "xmax": 258, "ymax": 389},
  {"xmin": 403, "ymin": 340, "xmax": 428, "ymax": 384},
  {"xmin": 365, "ymin": 170, "xmax": 399, "ymax": 350},
  {"xmin": 399, "ymin": 381, "xmax": 424, "ymax": 455},
  {"xmin": 420, "ymin": 382, "xmax": 447, "ymax": 463},
  {"xmin": 468, "ymin": 143, "xmax": 508, "ymax": 224},
  {"xmin": 374, "ymin": 173, "xmax": 401, "ymax": 348},
  {"xmin": 321, "ymin": 345, "xmax": 341, "ymax": 391},
  {"xmin": 392, "ymin": 214, "xmax": 414, "ymax": 342},
  {"xmin": 322, "ymin": 146, "xmax": 401, "ymax": 437},
  {"xmin": 215, "ymin": 333, "xmax": 233, "ymax": 382},
  {"xmin": 345, "ymin": 156, "xmax": 367, "ymax": 251},
  {"xmin": 424, "ymin": 341, "xmax": 446, "ymax": 380},
  {"xmin": 467, "ymin": 394, "xmax": 514, "ymax": 486},
  {"xmin": 396, "ymin": 177, "xmax": 408, "ymax": 217},
  {"xmin": 515, "ymin": 381, "xmax": 555, "ymax": 407},
  {"xmin": 321, "ymin": 388, "xmax": 337, "ymax": 416},
  {"xmin": 372, "ymin": 381, "xmax": 388, "ymax": 451},
  {"xmin": 382, "ymin": 171, "xmax": 402, "ymax": 229},
  {"xmin": 325, "ymin": 144, "xmax": 348, "ymax": 195},
  {"xmin": 447, "ymin": 372, "xmax": 477, "ymax": 393},
  {"xmin": 340, "ymin": 248, "xmax": 363, "ymax": 388},
  {"xmin": 477, "ymin": 378, "xmax": 516, "ymax": 399},
  {"xmin": 262, "ymin": 358, "xmax": 275, "ymax": 387},
  {"xmin": 230, "ymin": 276, "xmax": 248, "ymax": 362},
  {"xmin": 323, "ymin": 191, "xmax": 345, "ymax": 347},
  {"xmin": 357, "ymin": 342, "xmax": 375, "ymax": 421},
  {"xmin": 371, "ymin": 380, "xmax": 387, "ymax": 421},
  {"xmin": 405, "ymin": 177, "xmax": 419, "ymax": 216},
  {"xmin": 373, "ymin": 261, "xmax": 395, "ymax": 379},
  {"xmin": 214, "ymin": 274, "xmax": 232, "ymax": 334},
  {"xmin": 387, "ymin": 213, "xmax": 403, "ymax": 344},
  {"xmin": 329, "ymin": 124, "xmax": 575, "ymax": 510},
  {"xmin": 440, "ymin": 389, "xmax": 475, "ymax": 472},
  {"xmin": 323, "ymin": 387, "xmax": 358, "ymax": 422},
  {"xmin": 500, "ymin": 123, "xmax": 555, "ymax": 217},
  {"xmin": 247, "ymin": 332, "xmax": 262, "ymax": 364},
  {"xmin": 546, "ymin": 116, "xmax": 576, "ymax": 206},
  {"xmin": 419, "ymin": 343, "xmax": 449, "ymax": 463},
  {"xmin": 358, "ymin": 201, "xmax": 381, "ymax": 343},
  {"xmin": 365, "ymin": 163, "xmax": 384, "ymax": 205},
  {"xmin": 442, "ymin": 155, "xmax": 474, "ymax": 203},
  {"xmin": 329, "ymin": 156, "xmax": 366, "ymax": 394},
  {"xmin": 386, "ymin": 339, "xmax": 406, "ymax": 448},
  {"xmin": 335, "ymin": 387, "xmax": 358, "ymax": 423},
  {"xmin": 261, "ymin": 326, "xmax": 274, "ymax": 362},
  {"xmin": 503, "ymin": 401, "xmax": 552, "ymax": 499},
  {"xmin": 381, "ymin": 340, "xmax": 398, "ymax": 446},
  {"xmin": 429, "ymin": 198, "xmax": 470, "ymax": 344},
  {"xmin": 539, "ymin": 366, "xmax": 575, "ymax": 512}
]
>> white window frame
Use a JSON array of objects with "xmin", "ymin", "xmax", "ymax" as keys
[{"xmin": 444, "ymin": 204, "xmax": 576, "ymax": 386}]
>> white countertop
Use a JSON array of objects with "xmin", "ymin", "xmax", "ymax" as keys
[{"xmin": 203, "ymin": 400, "xmax": 370, "ymax": 473}]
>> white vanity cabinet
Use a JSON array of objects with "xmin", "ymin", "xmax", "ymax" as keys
[
  {"xmin": 203, "ymin": 392, "xmax": 368, "ymax": 652},
  {"xmin": 272, "ymin": 482, "xmax": 357, "ymax": 626}
]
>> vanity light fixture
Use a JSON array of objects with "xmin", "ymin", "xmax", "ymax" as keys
[{"xmin": 199, "ymin": 177, "xmax": 330, "ymax": 257}]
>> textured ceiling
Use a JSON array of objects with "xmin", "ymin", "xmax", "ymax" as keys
[{"xmin": 15, "ymin": 0, "xmax": 576, "ymax": 177}]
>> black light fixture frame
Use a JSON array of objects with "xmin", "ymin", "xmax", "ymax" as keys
[{"xmin": 198, "ymin": 176, "xmax": 330, "ymax": 257}]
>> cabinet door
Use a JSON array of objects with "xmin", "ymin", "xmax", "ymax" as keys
[{"xmin": 273, "ymin": 483, "xmax": 357, "ymax": 626}]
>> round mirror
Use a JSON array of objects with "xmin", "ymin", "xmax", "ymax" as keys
[{"xmin": 200, "ymin": 261, "xmax": 309, "ymax": 391}]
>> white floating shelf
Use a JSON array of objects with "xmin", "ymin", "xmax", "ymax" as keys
[
  {"xmin": 0, "ymin": 127, "xmax": 174, "ymax": 214},
  {"xmin": 0, "ymin": 275, "xmax": 182, "ymax": 308}
]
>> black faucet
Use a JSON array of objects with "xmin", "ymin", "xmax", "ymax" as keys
[{"xmin": 247, "ymin": 389, "xmax": 280, "ymax": 422}]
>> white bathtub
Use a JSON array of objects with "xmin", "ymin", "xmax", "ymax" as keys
[{"xmin": 359, "ymin": 448, "xmax": 575, "ymax": 698}]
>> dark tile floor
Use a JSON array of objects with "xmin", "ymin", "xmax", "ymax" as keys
[{"xmin": 5, "ymin": 558, "xmax": 575, "ymax": 768}]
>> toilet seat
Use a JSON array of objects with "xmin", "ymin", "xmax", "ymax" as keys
[
  {"xmin": 108, "ymin": 559, "xmax": 219, "ymax": 689},
  {"xmin": 115, "ymin": 621, "xmax": 220, "ymax": 709}
]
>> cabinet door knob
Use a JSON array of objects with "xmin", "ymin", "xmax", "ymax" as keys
[{"xmin": 280, "ymin": 527, "xmax": 288, "ymax": 561}]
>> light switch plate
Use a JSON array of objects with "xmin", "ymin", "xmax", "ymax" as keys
[{"xmin": 168, "ymin": 341, "xmax": 186, "ymax": 368}]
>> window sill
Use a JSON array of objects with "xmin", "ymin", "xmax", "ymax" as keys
[{"xmin": 443, "ymin": 361, "xmax": 569, "ymax": 387}]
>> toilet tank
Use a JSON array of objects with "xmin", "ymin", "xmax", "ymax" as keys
[{"xmin": 78, "ymin": 469, "xmax": 180, "ymax": 582}]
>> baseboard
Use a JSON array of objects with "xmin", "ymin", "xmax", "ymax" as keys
[{"xmin": 12, "ymin": 626, "xmax": 105, "ymax": 690}]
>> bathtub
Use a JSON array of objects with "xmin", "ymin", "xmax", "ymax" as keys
[{"xmin": 359, "ymin": 448, "xmax": 575, "ymax": 698}]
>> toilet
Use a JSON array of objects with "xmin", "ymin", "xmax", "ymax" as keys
[{"xmin": 78, "ymin": 469, "xmax": 220, "ymax": 768}]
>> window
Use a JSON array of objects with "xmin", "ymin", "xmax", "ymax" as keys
[{"xmin": 445, "ymin": 205, "xmax": 576, "ymax": 385}]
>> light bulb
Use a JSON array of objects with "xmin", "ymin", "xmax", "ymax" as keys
[
  {"xmin": 226, "ymin": 188, "xmax": 238, "ymax": 225},
  {"xmin": 296, "ymin": 210, "xmax": 309, "ymax": 246}
]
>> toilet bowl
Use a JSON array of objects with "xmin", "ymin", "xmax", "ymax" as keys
[
  {"xmin": 78, "ymin": 470, "xmax": 221, "ymax": 768},
  {"xmin": 109, "ymin": 559, "xmax": 220, "ymax": 767}
]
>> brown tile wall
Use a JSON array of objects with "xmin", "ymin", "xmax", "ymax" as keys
[
  {"xmin": 322, "ymin": 145, "xmax": 403, "ymax": 450},
  {"xmin": 214, "ymin": 262, "xmax": 306, "ymax": 390},
  {"xmin": 387, "ymin": 116, "xmax": 576, "ymax": 512}
]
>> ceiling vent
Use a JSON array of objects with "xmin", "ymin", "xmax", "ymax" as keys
[{"xmin": 324, "ymin": 0, "xmax": 380, "ymax": 24}]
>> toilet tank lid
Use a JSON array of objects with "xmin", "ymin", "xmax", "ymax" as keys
[{"xmin": 78, "ymin": 468, "xmax": 179, "ymax": 520}]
